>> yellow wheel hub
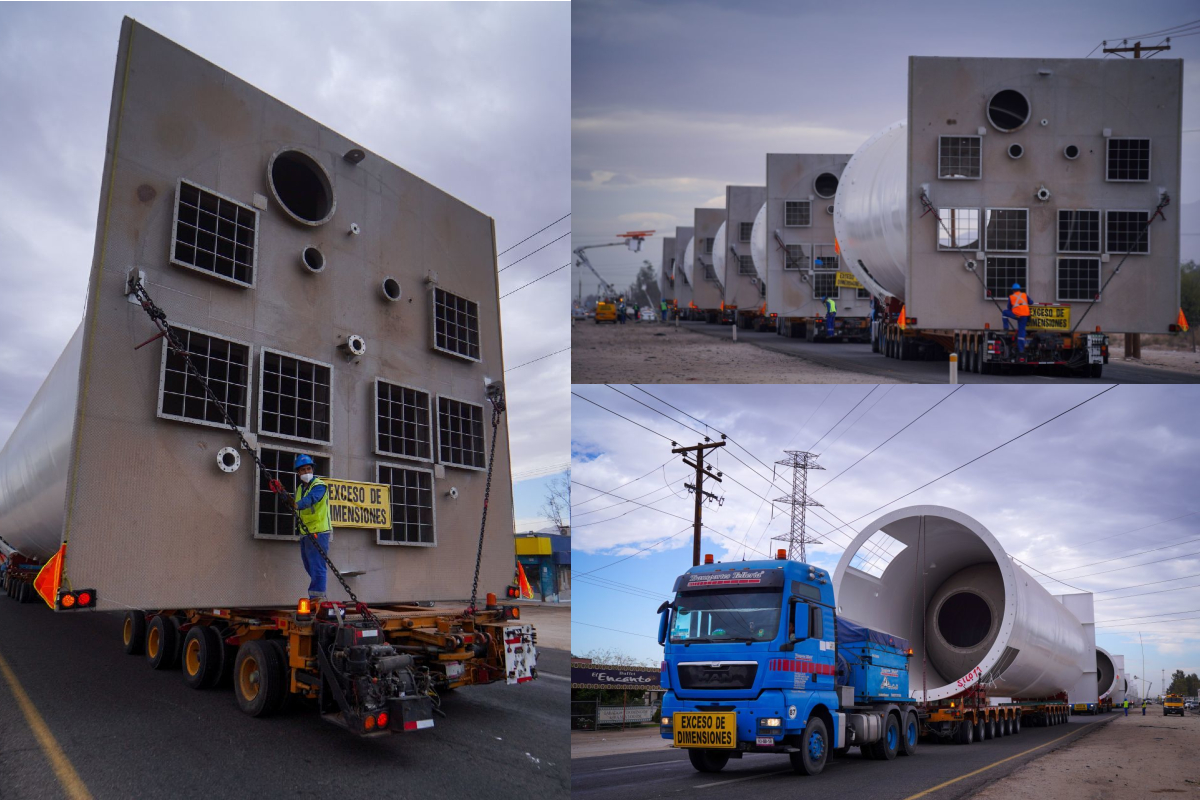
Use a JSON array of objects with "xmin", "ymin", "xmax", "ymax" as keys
[
  {"xmin": 148, "ymin": 626, "xmax": 160, "ymax": 658},
  {"xmin": 185, "ymin": 638, "xmax": 201, "ymax": 676},
  {"xmin": 123, "ymin": 618, "xmax": 132, "ymax": 645},
  {"xmin": 239, "ymin": 656, "xmax": 260, "ymax": 701}
]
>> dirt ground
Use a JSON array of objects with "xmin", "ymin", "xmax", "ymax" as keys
[
  {"xmin": 571, "ymin": 319, "xmax": 900, "ymax": 384},
  {"xmin": 970, "ymin": 710, "xmax": 1200, "ymax": 800},
  {"xmin": 515, "ymin": 602, "xmax": 569, "ymax": 650},
  {"xmin": 571, "ymin": 726, "xmax": 665, "ymax": 759},
  {"xmin": 1108, "ymin": 343, "xmax": 1200, "ymax": 376}
]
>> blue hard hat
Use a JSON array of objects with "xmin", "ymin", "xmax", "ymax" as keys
[
  {"xmin": 294, "ymin": 454, "xmax": 314, "ymax": 470},
  {"xmin": 1012, "ymin": 283, "xmax": 1021, "ymax": 290}
]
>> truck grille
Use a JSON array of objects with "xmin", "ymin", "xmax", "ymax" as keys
[{"xmin": 678, "ymin": 663, "xmax": 758, "ymax": 690}]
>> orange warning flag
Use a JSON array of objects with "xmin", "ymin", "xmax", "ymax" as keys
[
  {"xmin": 517, "ymin": 561, "xmax": 534, "ymax": 599},
  {"xmin": 833, "ymin": 238, "xmax": 841, "ymax": 255},
  {"xmin": 33, "ymin": 544, "xmax": 66, "ymax": 610},
  {"xmin": 1179, "ymin": 308, "xmax": 1190, "ymax": 333},
  {"xmin": 898, "ymin": 305, "xmax": 907, "ymax": 330}
]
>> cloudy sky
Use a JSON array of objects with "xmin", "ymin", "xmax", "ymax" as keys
[
  {"xmin": 573, "ymin": 0, "xmax": 1200, "ymax": 292},
  {"xmin": 572, "ymin": 384, "xmax": 1200, "ymax": 697},
  {"xmin": 0, "ymin": 2, "xmax": 569, "ymax": 530}
]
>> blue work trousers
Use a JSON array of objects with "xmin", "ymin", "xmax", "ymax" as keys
[
  {"xmin": 300, "ymin": 532, "xmax": 331, "ymax": 597},
  {"xmin": 825, "ymin": 312, "xmax": 836, "ymax": 336},
  {"xmin": 1001, "ymin": 309, "xmax": 1028, "ymax": 352}
]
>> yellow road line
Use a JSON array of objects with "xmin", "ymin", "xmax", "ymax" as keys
[
  {"xmin": 0, "ymin": 648, "xmax": 94, "ymax": 800},
  {"xmin": 901, "ymin": 718, "xmax": 1110, "ymax": 800}
]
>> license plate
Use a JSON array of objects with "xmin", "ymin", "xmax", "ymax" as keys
[
  {"xmin": 756, "ymin": 736, "xmax": 774, "ymax": 746},
  {"xmin": 673, "ymin": 712, "xmax": 737, "ymax": 748},
  {"xmin": 1074, "ymin": 704, "xmax": 1087, "ymax": 711}
]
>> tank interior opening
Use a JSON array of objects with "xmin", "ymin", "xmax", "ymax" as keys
[
  {"xmin": 814, "ymin": 172, "xmax": 839, "ymax": 199},
  {"xmin": 1064, "ymin": 144, "xmax": 1080, "ymax": 159},
  {"xmin": 937, "ymin": 591, "xmax": 992, "ymax": 648},
  {"xmin": 987, "ymin": 89, "xmax": 1031, "ymax": 132},
  {"xmin": 1008, "ymin": 143, "xmax": 1023, "ymax": 159},
  {"xmin": 221, "ymin": 451, "xmax": 237, "ymax": 468},
  {"xmin": 270, "ymin": 150, "xmax": 333, "ymax": 224},
  {"xmin": 382, "ymin": 277, "xmax": 402, "ymax": 301},
  {"xmin": 302, "ymin": 246, "xmax": 325, "ymax": 272}
]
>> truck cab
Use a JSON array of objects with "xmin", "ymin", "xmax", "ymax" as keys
[
  {"xmin": 1164, "ymin": 694, "xmax": 1185, "ymax": 716},
  {"xmin": 657, "ymin": 552, "xmax": 917, "ymax": 776}
]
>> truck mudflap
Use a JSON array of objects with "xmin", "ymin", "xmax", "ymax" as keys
[{"xmin": 389, "ymin": 695, "xmax": 435, "ymax": 732}]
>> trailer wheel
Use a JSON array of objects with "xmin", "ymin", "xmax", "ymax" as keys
[
  {"xmin": 955, "ymin": 719, "xmax": 974, "ymax": 745},
  {"xmin": 687, "ymin": 750, "xmax": 729, "ymax": 773},
  {"xmin": 266, "ymin": 639, "xmax": 291, "ymax": 714},
  {"xmin": 234, "ymin": 639, "xmax": 287, "ymax": 718},
  {"xmin": 1012, "ymin": 714, "xmax": 1021, "ymax": 734},
  {"xmin": 183, "ymin": 626, "xmax": 223, "ymax": 690},
  {"xmin": 975, "ymin": 716, "xmax": 986, "ymax": 741},
  {"xmin": 1089, "ymin": 364, "xmax": 1103, "ymax": 379},
  {"xmin": 215, "ymin": 634, "xmax": 237, "ymax": 689},
  {"xmin": 123, "ymin": 611, "xmax": 146, "ymax": 655},
  {"xmin": 146, "ymin": 615, "xmax": 179, "ymax": 670},
  {"xmin": 899, "ymin": 712, "xmax": 918, "ymax": 756},
  {"xmin": 790, "ymin": 715, "xmax": 830, "ymax": 775}
]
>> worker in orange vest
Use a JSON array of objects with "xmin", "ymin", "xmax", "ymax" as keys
[{"xmin": 1001, "ymin": 282, "xmax": 1030, "ymax": 353}]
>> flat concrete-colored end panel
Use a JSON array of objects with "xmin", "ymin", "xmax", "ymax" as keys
[
  {"xmin": 673, "ymin": 227, "xmax": 694, "ymax": 309},
  {"xmin": 723, "ymin": 186, "xmax": 766, "ymax": 311},
  {"xmin": 765, "ymin": 153, "xmax": 857, "ymax": 320},
  {"xmin": 691, "ymin": 209, "xmax": 725, "ymax": 311},
  {"xmin": 42, "ymin": 20, "xmax": 514, "ymax": 610},
  {"xmin": 660, "ymin": 237, "xmax": 676, "ymax": 302},
  {"xmin": 906, "ymin": 56, "xmax": 1182, "ymax": 331},
  {"xmin": 833, "ymin": 505, "xmax": 1088, "ymax": 701}
]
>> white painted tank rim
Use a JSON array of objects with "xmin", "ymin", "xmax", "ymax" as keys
[
  {"xmin": 1095, "ymin": 644, "xmax": 1120, "ymax": 700},
  {"xmin": 832, "ymin": 504, "xmax": 1019, "ymax": 701}
]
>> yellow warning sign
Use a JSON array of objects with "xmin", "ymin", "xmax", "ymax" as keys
[
  {"xmin": 325, "ymin": 479, "xmax": 392, "ymax": 529},
  {"xmin": 834, "ymin": 271, "xmax": 863, "ymax": 289},
  {"xmin": 1028, "ymin": 305, "xmax": 1071, "ymax": 331}
]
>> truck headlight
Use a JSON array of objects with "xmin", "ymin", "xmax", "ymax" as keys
[
  {"xmin": 661, "ymin": 717, "xmax": 671, "ymax": 726},
  {"xmin": 760, "ymin": 717, "xmax": 782, "ymax": 728}
]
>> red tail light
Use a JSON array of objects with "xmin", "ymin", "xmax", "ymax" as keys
[
  {"xmin": 377, "ymin": 712, "xmax": 389, "ymax": 728},
  {"xmin": 76, "ymin": 592, "xmax": 92, "ymax": 606}
]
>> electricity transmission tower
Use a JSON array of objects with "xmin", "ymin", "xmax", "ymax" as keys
[{"xmin": 772, "ymin": 450, "xmax": 824, "ymax": 563}]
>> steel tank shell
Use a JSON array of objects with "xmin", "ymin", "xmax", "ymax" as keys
[
  {"xmin": 750, "ymin": 202, "xmax": 767, "ymax": 278},
  {"xmin": 1096, "ymin": 646, "xmax": 1120, "ymax": 701},
  {"xmin": 833, "ymin": 505, "xmax": 1089, "ymax": 701},
  {"xmin": 0, "ymin": 323, "xmax": 83, "ymax": 560},
  {"xmin": 832, "ymin": 120, "xmax": 908, "ymax": 302},
  {"xmin": 712, "ymin": 222, "xmax": 726, "ymax": 284},
  {"xmin": 682, "ymin": 237, "xmax": 695, "ymax": 286}
]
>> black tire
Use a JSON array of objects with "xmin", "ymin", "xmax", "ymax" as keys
[
  {"xmin": 146, "ymin": 615, "xmax": 179, "ymax": 670},
  {"xmin": 978, "ymin": 340, "xmax": 990, "ymax": 375},
  {"xmin": 214, "ymin": 633, "xmax": 237, "ymax": 689},
  {"xmin": 867, "ymin": 713, "xmax": 899, "ymax": 761},
  {"xmin": 234, "ymin": 639, "xmax": 287, "ymax": 718},
  {"xmin": 1000, "ymin": 716, "xmax": 1009, "ymax": 736},
  {"xmin": 975, "ymin": 716, "xmax": 986, "ymax": 741},
  {"xmin": 790, "ymin": 716, "xmax": 830, "ymax": 775},
  {"xmin": 1013, "ymin": 714, "xmax": 1021, "ymax": 734},
  {"xmin": 20, "ymin": 580, "xmax": 35, "ymax": 604},
  {"xmin": 182, "ymin": 626, "xmax": 223, "ymax": 689},
  {"xmin": 266, "ymin": 639, "xmax": 291, "ymax": 713},
  {"xmin": 900, "ymin": 712, "xmax": 918, "ymax": 756},
  {"xmin": 956, "ymin": 718, "xmax": 975, "ymax": 745},
  {"xmin": 123, "ymin": 611, "xmax": 146, "ymax": 655},
  {"xmin": 687, "ymin": 749, "xmax": 730, "ymax": 773},
  {"xmin": 1089, "ymin": 364, "xmax": 1103, "ymax": 379}
]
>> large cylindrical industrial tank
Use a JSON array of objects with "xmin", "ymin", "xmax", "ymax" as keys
[
  {"xmin": 0, "ymin": 323, "xmax": 83, "ymax": 561},
  {"xmin": 750, "ymin": 202, "xmax": 766, "ymax": 277},
  {"xmin": 833, "ymin": 120, "xmax": 908, "ymax": 302},
  {"xmin": 682, "ymin": 237, "xmax": 695, "ymax": 286},
  {"xmin": 713, "ymin": 221, "xmax": 727, "ymax": 285},
  {"xmin": 1096, "ymin": 646, "xmax": 1120, "ymax": 702},
  {"xmin": 833, "ymin": 505, "xmax": 1089, "ymax": 701}
]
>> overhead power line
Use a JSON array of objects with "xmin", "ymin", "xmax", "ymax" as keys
[
  {"xmin": 500, "ymin": 263, "xmax": 568, "ymax": 298},
  {"xmin": 810, "ymin": 386, "xmax": 879, "ymax": 451},
  {"xmin": 506, "ymin": 347, "xmax": 570, "ymax": 372},
  {"xmin": 570, "ymin": 458, "xmax": 676, "ymax": 509},
  {"xmin": 1094, "ymin": 581, "xmax": 1200, "ymax": 603},
  {"xmin": 575, "ymin": 524, "xmax": 693, "ymax": 577},
  {"xmin": 1047, "ymin": 535, "xmax": 1200, "ymax": 576},
  {"xmin": 497, "ymin": 212, "xmax": 570, "ymax": 258},
  {"xmin": 1096, "ymin": 608, "xmax": 1200, "ymax": 625},
  {"xmin": 498, "ymin": 231, "xmax": 572, "ymax": 272},
  {"xmin": 572, "ymin": 620, "xmax": 658, "ymax": 640}
]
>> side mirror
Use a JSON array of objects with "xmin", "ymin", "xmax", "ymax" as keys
[
  {"xmin": 782, "ymin": 599, "xmax": 809, "ymax": 651},
  {"xmin": 657, "ymin": 600, "xmax": 673, "ymax": 646}
]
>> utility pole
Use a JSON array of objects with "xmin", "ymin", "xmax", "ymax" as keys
[
  {"xmin": 671, "ymin": 437, "xmax": 725, "ymax": 566},
  {"xmin": 1101, "ymin": 38, "xmax": 1169, "ymax": 363},
  {"xmin": 772, "ymin": 450, "xmax": 825, "ymax": 563}
]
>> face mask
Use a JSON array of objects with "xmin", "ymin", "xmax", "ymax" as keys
[{"xmin": 300, "ymin": 473, "xmax": 314, "ymax": 484}]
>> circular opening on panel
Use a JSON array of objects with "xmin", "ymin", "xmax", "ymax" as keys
[
  {"xmin": 813, "ymin": 172, "xmax": 839, "ymax": 199},
  {"xmin": 267, "ymin": 148, "xmax": 336, "ymax": 226},
  {"xmin": 1007, "ymin": 143, "xmax": 1023, "ymax": 159},
  {"xmin": 347, "ymin": 335, "xmax": 366, "ymax": 356},
  {"xmin": 302, "ymin": 246, "xmax": 325, "ymax": 273},
  {"xmin": 217, "ymin": 447, "xmax": 240, "ymax": 473},
  {"xmin": 381, "ymin": 277, "xmax": 402, "ymax": 302},
  {"xmin": 1064, "ymin": 144, "xmax": 1080, "ymax": 160},
  {"xmin": 986, "ymin": 89, "xmax": 1031, "ymax": 132},
  {"xmin": 825, "ymin": 204, "xmax": 835, "ymax": 215},
  {"xmin": 937, "ymin": 591, "xmax": 992, "ymax": 648}
]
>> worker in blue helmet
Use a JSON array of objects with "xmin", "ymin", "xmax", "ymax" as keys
[
  {"xmin": 292, "ymin": 454, "xmax": 332, "ymax": 601},
  {"xmin": 1001, "ymin": 282, "xmax": 1031, "ymax": 353}
]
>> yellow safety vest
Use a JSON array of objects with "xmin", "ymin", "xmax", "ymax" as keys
[
  {"xmin": 295, "ymin": 477, "xmax": 332, "ymax": 535},
  {"xmin": 825, "ymin": 298, "xmax": 837, "ymax": 314}
]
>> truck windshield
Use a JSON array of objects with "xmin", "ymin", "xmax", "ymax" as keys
[{"xmin": 669, "ymin": 588, "xmax": 782, "ymax": 644}]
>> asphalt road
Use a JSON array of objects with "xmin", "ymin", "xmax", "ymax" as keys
[
  {"xmin": 680, "ymin": 322, "xmax": 1200, "ymax": 383},
  {"xmin": 573, "ymin": 712, "xmax": 1119, "ymax": 800},
  {"xmin": 0, "ymin": 596, "xmax": 569, "ymax": 800}
]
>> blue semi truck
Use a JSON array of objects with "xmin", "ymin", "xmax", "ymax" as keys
[{"xmin": 657, "ymin": 552, "xmax": 920, "ymax": 775}]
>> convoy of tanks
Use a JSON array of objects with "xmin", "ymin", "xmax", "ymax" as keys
[{"xmin": 658, "ymin": 55, "xmax": 1184, "ymax": 376}]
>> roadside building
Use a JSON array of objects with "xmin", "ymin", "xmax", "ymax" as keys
[{"xmin": 514, "ymin": 527, "xmax": 570, "ymax": 602}]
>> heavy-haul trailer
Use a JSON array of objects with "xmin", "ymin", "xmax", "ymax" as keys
[
  {"xmin": 657, "ymin": 552, "xmax": 923, "ymax": 776},
  {"xmin": 0, "ymin": 18, "xmax": 539, "ymax": 737},
  {"xmin": 837, "ymin": 57, "xmax": 1184, "ymax": 377},
  {"xmin": 691, "ymin": 208, "xmax": 727, "ymax": 323}
]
